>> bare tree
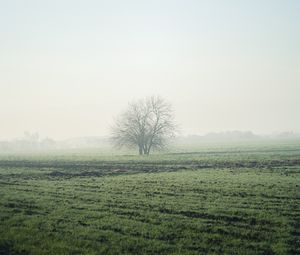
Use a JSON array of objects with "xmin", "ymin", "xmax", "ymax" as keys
[{"xmin": 111, "ymin": 96, "xmax": 177, "ymax": 155}]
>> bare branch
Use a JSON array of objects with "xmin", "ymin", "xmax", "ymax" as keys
[{"xmin": 110, "ymin": 96, "xmax": 177, "ymax": 155}]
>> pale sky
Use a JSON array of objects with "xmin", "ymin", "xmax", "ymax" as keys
[{"xmin": 1, "ymin": 0, "xmax": 299, "ymax": 140}]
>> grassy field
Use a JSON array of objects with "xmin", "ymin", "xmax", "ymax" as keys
[{"xmin": 0, "ymin": 143, "xmax": 299, "ymax": 254}]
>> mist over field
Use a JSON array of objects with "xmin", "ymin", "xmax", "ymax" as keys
[
  {"xmin": 0, "ymin": 131, "xmax": 300, "ymax": 153},
  {"xmin": 1, "ymin": 1, "xmax": 300, "ymax": 255},
  {"xmin": 1, "ymin": 0, "xmax": 300, "ymax": 141}
]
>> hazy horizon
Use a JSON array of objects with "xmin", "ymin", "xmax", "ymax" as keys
[
  {"xmin": 1, "ymin": 1, "xmax": 299, "ymax": 140},
  {"xmin": 1, "ymin": 130, "xmax": 300, "ymax": 143}
]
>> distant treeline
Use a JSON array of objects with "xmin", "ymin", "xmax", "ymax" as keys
[{"xmin": 0, "ymin": 131, "xmax": 299, "ymax": 152}]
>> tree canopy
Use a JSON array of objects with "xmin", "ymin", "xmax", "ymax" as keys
[{"xmin": 111, "ymin": 96, "xmax": 177, "ymax": 155}]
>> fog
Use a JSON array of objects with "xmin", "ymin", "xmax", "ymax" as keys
[{"xmin": 1, "ymin": 0, "xmax": 299, "ymax": 140}]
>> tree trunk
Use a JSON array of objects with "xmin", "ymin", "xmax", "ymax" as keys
[
  {"xmin": 143, "ymin": 144, "xmax": 150, "ymax": 155},
  {"xmin": 139, "ymin": 146, "xmax": 143, "ymax": 155},
  {"xmin": 147, "ymin": 144, "xmax": 152, "ymax": 155}
]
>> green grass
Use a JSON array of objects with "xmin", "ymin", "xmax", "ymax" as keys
[{"xmin": 0, "ymin": 143, "xmax": 299, "ymax": 254}]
